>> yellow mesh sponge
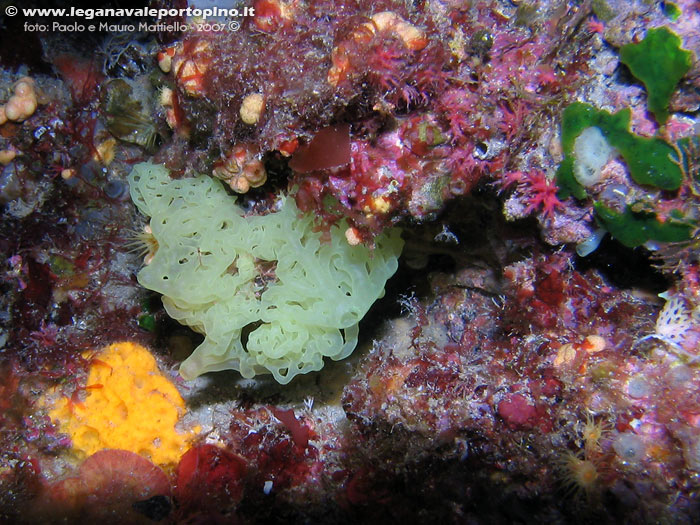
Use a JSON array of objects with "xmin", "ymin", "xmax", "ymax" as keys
[
  {"xmin": 49, "ymin": 342, "xmax": 195, "ymax": 466},
  {"xmin": 128, "ymin": 163, "xmax": 403, "ymax": 384}
]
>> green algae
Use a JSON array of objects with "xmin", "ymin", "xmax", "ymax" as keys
[
  {"xmin": 138, "ymin": 314, "xmax": 156, "ymax": 332},
  {"xmin": 619, "ymin": 27, "xmax": 693, "ymax": 124},
  {"xmin": 662, "ymin": 2, "xmax": 681, "ymax": 21},
  {"xmin": 556, "ymin": 103, "xmax": 682, "ymax": 200},
  {"xmin": 594, "ymin": 202, "xmax": 693, "ymax": 247}
]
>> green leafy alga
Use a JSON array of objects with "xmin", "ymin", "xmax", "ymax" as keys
[
  {"xmin": 138, "ymin": 314, "xmax": 156, "ymax": 332},
  {"xmin": 556, "ymin": 102, "xmax": 682, "ymax": 199},
  {"xmin": 662, "ymin": 2, "xmax": 681, "ymax": 21},
  {"xmin": 619, "ymin": 27, "xmax": 693, "ymax": 124},
  {"xmin": 594, "ymin": 202, "xmax": 692, "ymax": 247}
]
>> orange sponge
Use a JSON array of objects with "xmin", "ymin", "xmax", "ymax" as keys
[{"xmin": 49, "ymin": 342, "xmax": 196, "ymax": 466}]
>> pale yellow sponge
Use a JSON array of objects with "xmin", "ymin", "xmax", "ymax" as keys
[
  {"xmin": 128, "ymin": 163, "xmax": 403, "ymax": 384},
  {"xmin": 49, "ymin": 341, "xmax": 195, "ymax": 467}
]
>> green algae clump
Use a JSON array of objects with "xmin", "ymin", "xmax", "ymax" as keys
[
  {"xmin": 128, "ymin": 163, "xmax": 403, "ymax": 384},
  {"xmin": 556, "ymin": 102, "xmax": 682, "ymax": 199},
  {"xmin": 662, "ymin": 2, "xmax": 682, "ymax": 21},
  {"xmin": 593, "ymin": 202, "xmax": 693, "ymax": 248},
  {"xmin": 620, "ymin": 27, "xmax": 693, "ymax": 124}
]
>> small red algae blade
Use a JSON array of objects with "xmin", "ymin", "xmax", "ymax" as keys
[{"xmin": 288, "ymin": 124, "xmax": 351, "ymax": 173}]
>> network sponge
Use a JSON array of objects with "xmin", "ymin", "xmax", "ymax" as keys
[{"xmin": 128, "ymin": 163, "xmax": 403, "ymax": 384}]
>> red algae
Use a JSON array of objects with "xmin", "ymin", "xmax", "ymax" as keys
[
  {"xmin": 52, "ymin": 55, "xmax": 103, "ymax": 105},
  {"xmin": 228, "ymin": 406, "xmax": 321, "ymax": 495},
  {"xmin": 271, "ymin": 407, "xmax": 312, "ymax": 450},
  {"xmin": 288, "ymin": 124, "xmax": 351, "ymax": 174},
  {"xmin": 498, "ymin": 393, "xmax": 538, "ymax": 430},
  {"xmin": 31, "ymin": 450, "xmax": 170, "ymax": 523},
  {"xmin": 175, "ymin": 444, "xmax": 247, "ymax": 519}
]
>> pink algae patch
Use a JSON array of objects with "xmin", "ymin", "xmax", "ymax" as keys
[
  {"xmin": 32, "ymin": 449, "xmax": 170, "ymax": 524},
  {"xmin": 498, "ymin": 393, "xmax": 538, "ymax": 429}
]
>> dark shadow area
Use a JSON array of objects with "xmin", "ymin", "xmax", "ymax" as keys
[{"xmin": 574, "ymin": 235, "xmax": 669, "ymax": 293}]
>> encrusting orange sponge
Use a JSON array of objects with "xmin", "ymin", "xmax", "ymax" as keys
[{"xmin": 49, "ymin": 341, "xmax": 196, "ymax": 467}]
